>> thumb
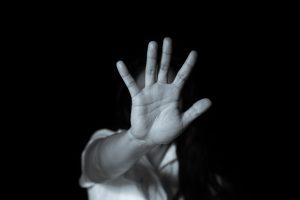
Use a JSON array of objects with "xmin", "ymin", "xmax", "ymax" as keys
[{"xmin": 182, "ymin": 98, "xmax": 212, "ymax": 128}]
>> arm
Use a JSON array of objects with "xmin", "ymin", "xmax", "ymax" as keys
[
  {"xmin": 83, "ymin": 129, "xmax": 154, "ymax": 182},
  {"xmin": 83, "ymin": 38, "xmax": 212, "ymax": 182}
]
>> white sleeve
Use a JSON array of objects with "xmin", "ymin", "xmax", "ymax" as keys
[{"xmin": 79, "ymin": 129, "xmax": 121, "ymax": 188}]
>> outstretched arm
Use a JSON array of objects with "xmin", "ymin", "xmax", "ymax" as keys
[{"xmin": 82, "ymin": 38, "xmax": 211, "ymax": 182}]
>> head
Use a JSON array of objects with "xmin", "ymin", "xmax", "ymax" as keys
[{"xmin": 113, "ymin": 49, "xmax": 235, "ymax": 200}]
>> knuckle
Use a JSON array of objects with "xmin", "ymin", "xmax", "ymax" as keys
[
  {"xmin": 178, "ymin": 73, "xmax": 186, "ymax": 82},
  {"xmin": 160, "ymin": 64, "xmax": 168, "ymax": 71},
  {"xmin": 147, "ymin": 68, "xmax": 155, "ymax": 75},
  {"xmin": 126, "ymin": 80, "xmax": 135, "ymax": 88}
]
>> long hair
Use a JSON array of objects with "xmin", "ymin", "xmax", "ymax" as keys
[{"xmin": 111, "ymin": 57, "xmax": 235, "ymax": 200}]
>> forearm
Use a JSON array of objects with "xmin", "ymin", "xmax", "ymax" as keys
[{"xmin": 83, "ymin": 129, "xmax": 155, "ymax": 182}]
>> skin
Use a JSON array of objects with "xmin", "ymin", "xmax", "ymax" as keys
[
  {"xmin": 83, "ymin": 37, "xmax": 212, "ymax": 182},
  {"xmin": 117, "ymin": 37, "xmax": 212, "ymax": 146},
  {"xmin": 135, "ymin": 65, "xmax": 176, "ymax": 168}
]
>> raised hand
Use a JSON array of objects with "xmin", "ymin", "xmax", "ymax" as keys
[{"xmin": 116, "ymin": 38, "xmax": 211, "ymax": 146}]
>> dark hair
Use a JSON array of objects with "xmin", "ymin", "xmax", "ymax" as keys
[{"xmin": 112, "ymin": 56, "xmax": 235, "ymax": 200}]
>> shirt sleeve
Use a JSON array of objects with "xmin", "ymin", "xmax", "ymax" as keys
[{"xmin": 79, "ymin": 129, "xmax": 121, "ymax": 188}]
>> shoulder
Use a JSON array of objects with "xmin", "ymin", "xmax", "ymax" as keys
[
  {"xmin": 82, "ymin": 129, "xmax": 125, "ymax": 154},
  {"xmin": 90, "ymin": 128, "xmax": 124, "ymax": 141}
]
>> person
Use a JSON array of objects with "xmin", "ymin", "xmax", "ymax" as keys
[{"xmin": 79, "ymin": 37, "xmax": 233, "ymax": 200}]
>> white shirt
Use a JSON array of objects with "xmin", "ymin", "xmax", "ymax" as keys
[{"xmin": 79, "ymin": 129, "xmax": 179, "ymax": 200}]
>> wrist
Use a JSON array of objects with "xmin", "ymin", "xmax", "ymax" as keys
[{"xmin": 127, "ymin": 129, "xmax": 156, "ymax": 149}]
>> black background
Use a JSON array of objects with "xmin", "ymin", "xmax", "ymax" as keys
[{"xmin": 6, "ymin": 6, "xmax": 285, "ymax": 199}]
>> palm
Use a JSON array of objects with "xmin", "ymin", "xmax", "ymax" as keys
[
  {"xmin": 131, "ymin": 84, "xmax": 182, "ymax": 144},
  {"xmin": 116, "ymin": 38, "xmax": 211, "ymax": 145}
]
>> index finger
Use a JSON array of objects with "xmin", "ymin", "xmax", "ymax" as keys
[{"xmin": 172, "ymin": 51, "xmax": 198, "ymax": 89}]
